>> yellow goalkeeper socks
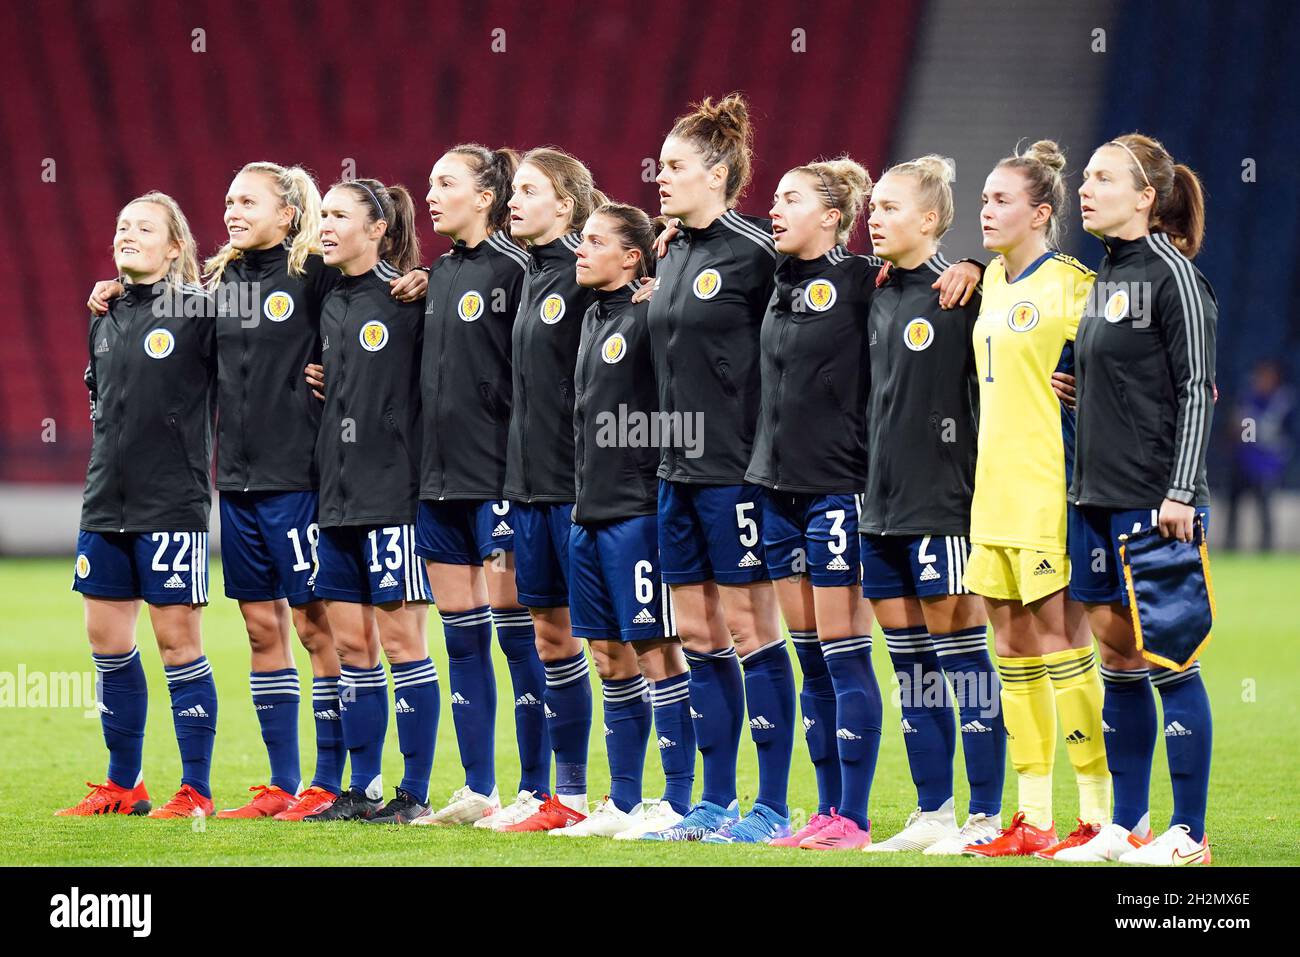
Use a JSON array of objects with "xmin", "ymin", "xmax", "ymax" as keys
[
  {"xmin": 1044, "ymin": 644, "xmax": 1111, "ymax": 825},
  {"xmin": 997, "ymin": 655, "xmax": 1055, "ymax": 830}
]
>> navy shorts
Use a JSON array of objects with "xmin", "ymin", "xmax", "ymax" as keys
[
  {"xmin": 1068, "ymin": 504, "xmax": 1211, "ymax": 605},
  {"xmin": 415, "ymin": 499, "xmax": 514, "ymax": 565},
  {"xmin": 219, "ymin": 490, "xmax": 320, "ymax": 606},
  {"xmin": 315, "ymin": 523, "xmax": 431, "ymax": 604},
  {"xmin": 73, "ymin": 530, "xmax": 210, "ymax": 605},
  {"xmin": 570, "ymin": 516, "xmax": 675, "ymax": 642},
  {"xmin": 764, "ymin": 492, "xmax": 861, "ymax": 587},
  {"xmin": 860, "ymin": 532, "xmax": 971, "ymax": 599},
  {"xmin": 513, "ymin": 502, "xmax": 573, "ymax": 607},
  {"xmin": 657, "ymin": 480, "xmax": 768, "ymax": 585}
]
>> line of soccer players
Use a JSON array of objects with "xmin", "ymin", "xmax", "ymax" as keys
[{"xmin": 62, "ymin": 92, "xmax": 1217, "ymax": 864}]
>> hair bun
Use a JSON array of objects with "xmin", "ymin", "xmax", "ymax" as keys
[{"xmin": 1025, "ymin": 139, "xmax": 1066, "ymax": 173}]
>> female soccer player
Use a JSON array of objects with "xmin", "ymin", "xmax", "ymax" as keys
[
  {"xmin": 857, "ymin": 156, "xmax": 1005, "ymax": 853},
  {"xmin": 544, "ymin": 202, "xmax": 693, "ymax": 838},
  {"xmin": 88, "ymin": 163, "xmax": 427, "ymax": 821},
  {"xmin": 476, "ymin": 149, "xmax": 604, "ymax": 831},
  {"xmin": 745, "ymin": 157, "xmax": 883, "ymax": 849},
  {"xmin": 60, "ymin": 192, "xmax": 219, "ymax": 819},
  {"xmin": 414, "ymin": 145, "xmax": 564, "ymax": 827},
  {"xmin": 307, "ymin": 178, "xmax": 438, "ymax": 824},
  {"xmin": 959, "ymin": 142, "xmax": 1111, "ymax": 859},
  {"xmin": 1053, "ymin": 134, "xmax": 1216, "ymax": 865},
  {"xmin": 641, "ymin": 94, "xmax": 795, "ymax": 843}
]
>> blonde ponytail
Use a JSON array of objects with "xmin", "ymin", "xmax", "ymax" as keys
[
  {"xmin": 791, "ymin": 155, "xmax": 873, "ymax": 244},
  {"xmin": 203, "ymin": 161, "xmax": 323, "ymax": 284},
  {"xmin": 122, "ymin": 191, "xmax": 200, "ymax": 288},
  {"xmin": 883, "ymin": 154, "xmax": 956, "ymax": 238}
]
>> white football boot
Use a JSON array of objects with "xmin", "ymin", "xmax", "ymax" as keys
[
  {"xmin": 1119, "ymin": 824, "xmax": 1211, "ymax": 865},
  {"xmin": 613, "ymin": 799, "xmax": 683, "ymax": 840},
  {"xmin": 413, "ymin": 784, "xmax": 499, "ymax": 825},
  {"xmin": 1053, "ymin": 822, "xmax": 1153, "ymax": 862},
  {"xmin": 552, "ymin": 796, "xmax": 631, "ymax": 837},
  {"xmin": 922, "ymin": 812, "xmax": 1003, "ymax": 855},
  {"xmin": 866, "ymin": 799, "xmax": 958, "ymax": 852},
  {"xmin": 475, "ymin": 790, "xmax": 541, "ymax": 831}
]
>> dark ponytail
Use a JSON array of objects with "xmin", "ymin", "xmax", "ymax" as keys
[
  {"xmin": 592, "ymin": 202, "xmax": 656, "ymax": 280},
  {"xmin": 331, "ymin": 177, "xmax": 422, "ymax": 272},
  {"xmin": 668, "ymin": 92, "xmax": 755, "ymax": 206},
  {"xmin": 1108, "ymin": 132, "xmax": 1206, "ymax": 258},
  {"xmin": 447, "ymin": 143, "xmax": 521, "ymax": 241}
]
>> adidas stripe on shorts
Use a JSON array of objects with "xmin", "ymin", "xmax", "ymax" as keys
[
  {"xmin": 859, "ymin": 532, "xmax": 970, "ymax": 599},
  {"xmin": 414, "ymin": 499, "xmax": 515, "ymax": 566},
  {"xmin": 762, "ymin": 491, "xmax": 861, "ymax": 587},
  {"xmin": 72, "ymin": 529, "xmax": 210, "ymax": 605},
  {"xmin": 569, "ymin": 514, "xmax": 675, "ymax": 643},
  {"xmin": 314, "ymin": 523, "xmax": 431, "ymax": 604}
]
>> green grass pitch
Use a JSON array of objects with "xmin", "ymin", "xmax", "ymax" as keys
[{"xmin": 1, "ymin": 554, "xmax": 1296, "ymax": 866}]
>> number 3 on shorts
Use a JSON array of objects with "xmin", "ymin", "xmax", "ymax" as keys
[{"xmin": 735, "ymin": 502, "xmax": 758, "ymax": 548}]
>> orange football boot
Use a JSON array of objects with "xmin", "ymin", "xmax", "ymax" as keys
[
  {"xmin": 1035, "ymin": 819, "xmax": 1103, "ymax": 860},
  {"xmin": 147, "ymin": 784, "xmax": 215, "ymax": 818},
  {"xmin": 274, "ymin": 786, "xmax": 339, "ymax": 821},
  {"xmin": 216, "ymin": 784, "xmax": 297, "ymax": 819},
  {"xmin": 962, "ymin": 811, "xmax": 1057, "ymax": 857},
  {"xmin": 503, "ymin": 794, "xmax": 587, "ymax": 832},
  {"xmin": 56, "ymin": 780, "xmax": 152, "ymax": 816}
]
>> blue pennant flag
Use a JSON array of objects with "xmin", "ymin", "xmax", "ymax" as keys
[{"xmin": 1119, "ymin": 517, "xmax": 1215, "ymax": 672}]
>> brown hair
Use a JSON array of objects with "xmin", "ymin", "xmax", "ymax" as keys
[
  {"xmin": 668, "ymin": 92, "xmax": 754, "ymax": 206},
  {"xmin": 790, "ymin": 156, "xmax": 873, "ymax": 245},
  {"xmin": 995, "ymin": 139, "xmax": 1068, "ymax": 249},
  {"xmin": 591, "ymin": 202, "xmax": 657, "ymax": 280},
  {"xmin": 119, "ymin": 191, "xmax": 201, "ymax": 288},
  {"xmin": 445, "ymin": 143, "xmax": 521, "ymax": 239},
  {"xmin": 519, "ymin": 147, "xmax": 609, "ymax": 233},
  {"xmin": 204, "ymin": 162, "xmax": 322, "ymax": 284},
  {"xmin": 882, "ymin": 154, "xmax": 957, "ymax": 239},
  {"xmin": 331, "ymin": 178, "xmax": 421, "ymax": 273},
  {"xmin": 1107, "ymin": 132, "xmax": 1206, "ymax": 258}
]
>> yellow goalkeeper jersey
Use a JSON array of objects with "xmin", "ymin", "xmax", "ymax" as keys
[{"xmin": 970, "ymin": 251, "xmax": 1095, "ymax": 551}]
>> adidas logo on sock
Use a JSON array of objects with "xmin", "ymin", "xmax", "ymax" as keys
[
  {"xmin": 802, "ymin": 716, "xmax": 815, "ymax": 732},
  {"xmin": 1033, "ymin": 558, "xmax": 1056, "ymax": 575},
  {"xmin": 1065, "ymin": 728, "xmax": 1091, "ymax": 744},
  {"xmin": 657, "ymin": 736, "xmax": 677, "ymax": 750},
  {"xmin": 826, "ymin": 554, "xmax": 850, "ymax": 572},
  {"xmin": 749, "ymin": 715, "xmax": 775, "ymax": 730},
  {"xmin": 961, "ymin": 720, "xmax": 992, "ymax": 733},
  {"xmin": 737, "ymin": 551, "xmax": 762, "ymax": 568},
  {"xmin": 900, "ymin": 718, "xmax": 918, "ymax": 734},
  {"xmin": 515, "ymin": 693, "xmax": 540, "ymax": 707},
  {"xmin": 178, "ymin": 704, "xmax": 208, "ymax": 718},
  {"xmin": 918, "ymin": 564, "xmax": 941, "ymax": 582},
  {"xmin": 544, "ymin": 704, "xmax": 557, "ymax": 718},
  {"xmin": 450, "ymin": 692, "xmax": 470, "ymax": 705},
  {"xmin": 1103, "ymin": 719, "xmax": 1117, "ymax": 733},
  {"xmin": 690, "ymin": 706, "xmax": 703, "ymax": 719},
  {"xmin": 378, "ymin": 572, "xmax": 398, "ymax": 589},
  {"xmin": 492, "ymin": 521, "xmax": 512, "ymax": 537},
  {"xmin": 836, "ymin": 727, "xmax": 862, "ymax": 741},
  {"xmin": 163, "ymin": 573, "xmax": 186, "ymax": 589},
  {"xmin": 396, "ymin": 697, "xmax": 415, "ymax": 713},
  {"xmin": 604, "ymin": 724, "xmax": 613, "ymax": 736},
  {"xmin": 97, "ymin": 702, "xmax": 114, "ymax": 715},
  {"xmin": 313, "ymin": 709, "xmax": 340, "ymax": 720},
  {"xmin": 632, "ymin": 608, "xmax": 657, "ymax": 624},
  {"xmin": 1164, "ymin": 720, "xmax": 1192, "ymax": 737}
]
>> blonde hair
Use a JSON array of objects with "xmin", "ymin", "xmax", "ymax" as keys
[
  {"xmin": 203, "ymin": 162, "xmax": 323, "ymax": 284},
  {"xmin": 790, "ymin": 156, "xmax": 873, "ymax": 244},
  {"xmin": 520, "ymin": 147, "xmax": 608, "ymax": 233},
  {"xmin": 883, "ymin": 154, "xmax": 956, "ymax": 239},
  {"xmin": 668, "ymin": 92, "xmax": 754, "ymax": 206},
  {"xmin": 1106, "ymin": 132, "xmax": 1206, "ymax": 258},
  {"xmin": 995, "ymin": 139, "xmax": 1068, "ymax": 248},
  {"xmin": 120, "ymin": 191, "xmax": 200, "ymax": 288}
]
